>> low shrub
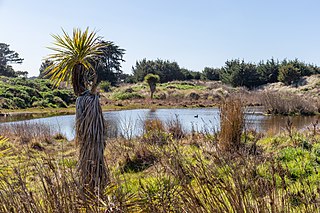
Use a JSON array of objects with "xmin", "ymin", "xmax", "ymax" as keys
[
  {"xmin": 53, "ymin": 96, "xmax": 67, "ymax": 108},
  {"xmin": 0, "ymin": 77, "xmax": 75, "ymax": 109},
  {"xmin": 113, "ymin": 91, "xmax": 145, "ymax": 100},
  {"xmin": 100, "ymin": 81, "xmax": 112, "ymax": 92},
  {"xmin": 12, "ymin": 97, "xmax": 27, "ymax": 109},
  {"xmin": 32, "ymin": 100, "xmax": 49, "ymax": 108},
  {"xmin": 153, "ymin": 92, "xmax": 167, "ymax": 100},
  {"xmin": 0, "ymin": 98, "xmax": 14, "ymax": 109},
  {"xmin": 52, "ymin": 89, "xmax": 76, "ymax": 104},
  {"xmin": 187, "ymin": 92, "xmax": 200, "ymax": 100}
]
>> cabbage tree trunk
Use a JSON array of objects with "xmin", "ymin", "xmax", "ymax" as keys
[
  {"xmin": 74, "ymin": 64, "xmax": 108, "ymax": 195},
  {"xmin": 149, "ymin": 82, "xmax": 156, "ymax": 99}
]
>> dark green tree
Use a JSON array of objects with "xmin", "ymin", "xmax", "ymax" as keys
[
  {"xmin": 285, "ymin": 59, "xmax": 315, "ymax": 77},
  {"xmin": 278, "ymin": 64, "xmax": 301, "ymax": 85},
  {"xmin": 180, "ymin": 68, "xmax": 201, "ymax": 80},
  {"xmin": 181, "ymin": 68, "xmax": 193, "ymax": 80},
  {"xmin": 119, "ymin": 73, "xmax": 136, "ymax": 83},
  {"xmin": 15, "ymin": 71, "xmax": 28, "ymax": 78},
  {"xmin": 132, "ymin": 59, "xmax": 184, "ymax": 83},
  {"xmin": 202, "ymin": 67, "xmax": 220, "ymax": 81},
  {"xmin": 39, "ymin": 59, "xmax": 54, "ymax": 78},
  {"xmin": 0, "ymin": 43, "xmax": 24, "ymax": 77},
  {"xmin": 257, "ymin": 59, "xmax": 279, "ymax": 84},
  {"xmin": 220, "ymin": 59, "xmax": 260, "ymax": 88},
  {"xmin": 132, "ymin": 59, "xmax": 155, "ymax": 82},
  {"xmin": 95, "ymin": 41, "xmax": 125, "ymax": 85}
]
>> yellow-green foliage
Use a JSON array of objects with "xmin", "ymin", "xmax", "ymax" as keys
[{"xmin": 0, "ymin": 136, "xmax": 11, "ymax": 174}]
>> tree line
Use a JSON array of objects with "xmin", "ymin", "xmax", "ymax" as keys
[
  {"xmin": 1, "ymin": 41, "xmax": 320, "ymax": 89},
  {"xmin": 132, "ymin": 58, "xmax": 320, "ymax": 87}
]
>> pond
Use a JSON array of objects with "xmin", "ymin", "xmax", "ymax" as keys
[{"xmin": 0, "ymin": 108, "xmax": 319, "ymax": 140}]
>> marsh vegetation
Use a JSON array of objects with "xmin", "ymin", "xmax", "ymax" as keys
[{"xmin": 1, "ymin": 98, "xmax": 320, "ymax": 212}]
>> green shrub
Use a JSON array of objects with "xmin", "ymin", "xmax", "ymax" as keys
[
  {"xmin": 53, "ymin": 96, "xmax": 67, "ymax": 108},
  {"xmin": 23, "ymin": 86, "xmax": 41, "ymax": 98},
  {"xmin": 100, "ymin": 81, "xmax": 112, "ymax": 92},
  {"xmin": 162, "ymin": 82, "xmax": 205, "ymax": 90},
  {"xmin": 12, "ymin": 97, "xmax": 26, "ymax": 109},
  {"xmin": 278, "ymin": 147, "xmax": 318, "ymax": 180},
  {"xmin": 52, "ymin": 89, "xmax": 75, "ymax": 104},
  {"xmin": 41, "ymin": 92, "xmax": 55, "ymax": 100},
  {"xmin": 312, "ymin": 143, "xmax": 320, "ymax": 157},
  {"xmin": 47, "ymin": 103, "xmax": 58, "ymax": 108},
  {"xmin": 154, "ymin": 92, "xmax": 167, "ymax": 100},
  {"xmin": 113, "ymin": 92, "xmax": 145, "ymax": 100},
  {"xmin": 16, "ymin": 90, "xmax": 31, "ymax": 103},
  {"xmin": 0, "ymin": 98, "xmax": 14, "ymax": 109},
  {"xmin": 0, "ymin": 77, "xmax": 75, "ymax": 109},
  {"xmin": 32, "ymin": 100, "xmax": 49, "ymax": 108},
  {"xmin": 2, "ymin": 91, "xmax": 14, "ymax": 99},
  {"xmin": 31, "ymin": 96, "xmax": 40, "ymax": 102}
]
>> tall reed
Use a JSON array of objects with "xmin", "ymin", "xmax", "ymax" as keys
[{"xmin": 219, "ymin": 97, "xmax": 244, "ymax": 151}]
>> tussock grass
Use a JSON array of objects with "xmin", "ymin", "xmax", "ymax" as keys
[{"xmin": 219, "ymin": 97, "xmax": 244, "ymax": 151}]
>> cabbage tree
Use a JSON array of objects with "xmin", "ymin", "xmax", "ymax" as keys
[
  {"xmin": 144, "ymin": 73, "xmax": 160, "ymax": 99},
  {"xmin": 44, "ymin": 28, "xmax": 108, "ymax": 195}
]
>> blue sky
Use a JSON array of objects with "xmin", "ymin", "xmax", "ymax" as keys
[{"xmin": 1, "ymin": 0, "xmax": 320, "ymax": 77}]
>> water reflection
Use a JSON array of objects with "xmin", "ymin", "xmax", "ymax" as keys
[{"xmin": 0, "ymin": 108, "xmax": 319, "ymax": 140}]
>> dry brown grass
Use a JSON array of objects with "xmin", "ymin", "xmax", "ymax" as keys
[
  {"xmin": 260, "ymin": 91, "xmax": 318, "ymax": 115},
  {"xmin": 166, "ymin": 115, "xmax": 185, "ymax": 139},
  {"xmin": 219, "ymin": 97, "xmax": 244, "ymax": 151},
  {"xmin": 142, "ymin": 119, "xmax": 168, "ymax": 145},
  {"xmin": 0, "ymin": 122, "xmax": 54, "ymax": 144}
]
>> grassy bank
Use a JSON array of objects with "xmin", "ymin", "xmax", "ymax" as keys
[
  {"xmin": 1, "ymin": 102, "xmax": 320, "ymax": 212},
  {"xmin": 2, "ymin": 75, "xmax": 320, "ymax": 116}
]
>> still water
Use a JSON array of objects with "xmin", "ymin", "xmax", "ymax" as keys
[{"xmin": 0, "ymin": 108, "xmax": 319, "ymax": 140}]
